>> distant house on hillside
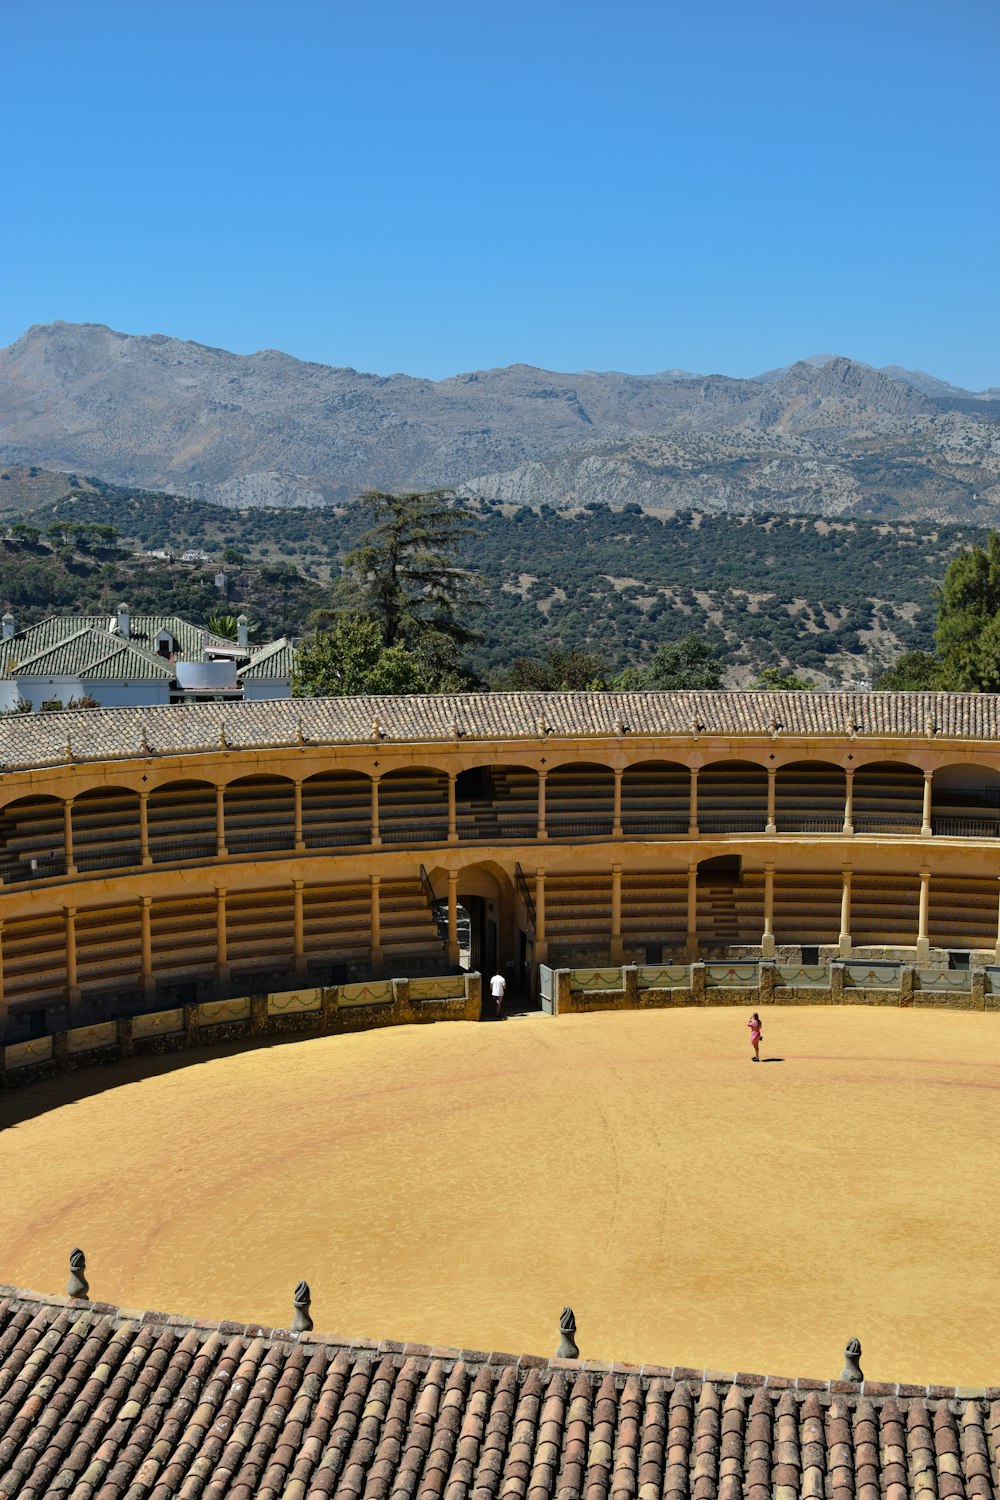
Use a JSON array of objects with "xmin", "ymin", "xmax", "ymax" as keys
[{"xmin": 0, "ymin": 604, "xmax": 298, "ymax": 712}]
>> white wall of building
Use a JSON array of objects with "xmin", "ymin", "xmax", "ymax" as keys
[{"xmin": 243, "ymin": 679, "xmax": 292, "ymax": 701}]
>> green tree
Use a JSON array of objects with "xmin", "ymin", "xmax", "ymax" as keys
[
  {"xmin": 492, "ymin": 647, "xmax": 609, "ymax": 691},
  {"xmin": 339, "ymin": 490, "xmax": 480, "ymax": 647},
  {"xmin": 935, "ymin": 533, "xmax": 1000, "ymax": 690},
  {"xmin": 873, "ymin": 650, "xmax": 944, "ymax": 690},
  {"xmin": 292, "ymin": 614, "xmax": 474, "ymax": 698},
  {"xmin": 221, "ymin": 546, "xmax": 244, "ymax": 565},
  {"xmin": 614, "ymin": 633, "xmax": 722, "ymax": 690},
  {"xmin": 750, "ymin": 665, "xmax": 816, "ymax": 690}
]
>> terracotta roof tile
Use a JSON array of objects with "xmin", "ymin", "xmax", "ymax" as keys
[{"xmin": 4, "ymin": 1291, "xmax": 1000, "ymax": 1498}]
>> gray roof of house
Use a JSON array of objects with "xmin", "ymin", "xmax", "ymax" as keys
[{"xmin": 238, "ymin": 637, "xmax": 297, "ymax": 681}]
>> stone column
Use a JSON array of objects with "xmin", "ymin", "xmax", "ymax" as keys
[
  {"xmin": 64, "ymin": 797, "xmax": 76, "ymax": 875},
  {"xmin": 293, "ymin": 879, "xmax": 306, "ymax": 978},
  {"xmin": 766, "ymin": 768, "xmax": 777, "ymax": 835},
  {"xmin": 140, "ymin": 895, "xmax": 154, "ymax": 1000},
  {"xmin": 370, "ymin": 777, "xmax": 381, "ymax": 848},
  {"xmin": 65, "ymin": 905, "xmax": 80, "ymax": 1004},
  {"xmin": 995, "ymin": 876, "xmax": 1000, "ymax": 962},
  {"xmin": 0, "ymin": 920, "xmax": 6, "ymax": 1034},
  {"xmin": 535, "ymin": 869, "xmax": 547, "ymax": 965},
  {"xmin": 839, "ymin": 867, "xmax": 852, "ymax": 958},
  {"xmin": 843, "ymin": 768, "xmax": 854, "ymax": 836},
  {"xmin": 537, "ymin": 770, "xmax": 548, "ymax": 840},
  {"xmin": 921, "ymin": 771, "xmax": 933, "ymax": 838},
  {"xmin": 612, "ymin": 769, "xmax": 623, "ymax": 838},
  {"xmin": 139, "ymin": 791, "xmax": 151, "ymax": 866},
  {"xmin": 916, "ymin": 868, "xmax": 931, "ymax": 962},
  {"xmin": 610, "ymin": 863, "xmax": 623, "ymax": 963},
  {"xmin": 447, "ymin": 773, "xmax": 458, "ymax": 844},
  {"xmin": 761, "ymin": 863, "xmax": 775, "ymax": 958},
  {"xmin": 685, "ymin": 861, "xmax": 699, "ymax": 960},
  {"xmin": 688, "ymin": 768, "xmax": 699, "ymax": 835},
  {"xmin": 294, "ymin": 778, "xmax": 305, "ymax": 852},
  {"xmin": 215, "ymin": 785, "xmax": 227, "ymax": 857},
  {"xmin": 370, "ymin": 874, "xmax": 383, "ymax": 972},
  {"xmin": 447, "ymin": 869, "xmax": 460, "ymax": 966},
  {"xmin": 215, "ymin": 885, "xmax": 230, "ymax": 984}
]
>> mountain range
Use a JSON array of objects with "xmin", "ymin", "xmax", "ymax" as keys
[{"xmin": 1, "ymin": 322, "xmax": 998, "ymax": 522}]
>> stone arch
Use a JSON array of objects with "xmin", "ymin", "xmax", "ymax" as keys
[
  {"xmin": 379, "ymin": 766, "xmax": 449, "ymax": 845},
  {"xmin": 454, "ymin": 763, "xmax": 539, "ymax": 842},
  {"xmin": 774, "ymin": 760, "xmax": 846, "ymax": 834},
  {"xmin": 147, "ymin": 779, "xmax": 218, "ymax": 864},
  {"xmin": 224, "ymin": 773, "xmax": 296, "ymax": 855},
  {"xmin": 301, "ymin": 769, "xmax": 372, "ymax": 849},
  {"xmin": 931, "ymin": 761, "xmax": 1000, "ymax": 838},
  {"xmin": 0, "ymin": 793, "xmax": 66, "ymax": 883},
  {"xmin": 697, "ymin": 760, "xmax": 768, "ymax": 834},
  {"xmin": 852, "ymin": 760, "xmax": 923, "ymax": 834},
  {"xmin": 71, "ymin": 785, "xmax": 142, "ymax": 873},
  {"xmin": 545, "ymin": 761, "xmax": 614, "ymax": 838},
  {"xmin": 621, "ymin": 759, "xmax": 689, "ymax": 835}
]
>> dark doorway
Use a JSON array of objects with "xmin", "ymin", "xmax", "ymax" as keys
[{"xmin": 697, "ymin": 854, "xmax": 741, "ymax": 883}]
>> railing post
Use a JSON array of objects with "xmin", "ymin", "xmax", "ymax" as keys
[
  {"xmin": 447, "ymin": 869, "xmax": 460, "ymax": 967},
  {"xmin": 370, "ymin": 874, "xmax": 383, "ymax": 972},
  {"xmin": 293, "ymin": 879, "xmax": 306, "ymax": 978},
  {"xmin": 65, "ymin": 905, "xmax": 80, "ymax": 1004},
  {"xmin": 761, "ymin": 863, "xmax": 775, "ymax": 957},
  {"xmin": 843, "ymin": 768, "xmax": 854, "ymax": 836},
  {"xmin": 294, "ymin": 778, "xmax": 305, "ymax": 852},
  {"xmin": 766, "ymin": 768, "xmax": 777, "ymax": 834},
  {"xmin": 839, "ymin": 867, "xmax": 852, "ymax": 958},
  {"xmin": 370, "ymin": 777, "xmax": 381, "ymax": 848},
  {"xmin": 612, "ymin": 769, "xmax": 623, "ymax": 838},
  {"xmin": 921, "ymin": 770, "xmax": 933, "ymax": 838},
  {"xmin": 916, "ymin": 868, "xmax": 931, "ymax": 961},
  {"xmin": 447, "ymin": 773, "xmax": 458, "ymax": 844},
  {"xmin": 140, "ymin": 895, "xmax": 154, "ymax": 1000},
  {"xmin": 688, "ymin": 767, "xmax": 699, "ymax": 835},
  {"xmin": 685, "ymin": 861, "xmax": 699, "ymax": 960},
  {"xmin": 610, "ymin": 863, "xmax": 623, "ymax": 963},
  {"xmin": 215, "ymin": 785, "xmax": 227, "ymax": 858},
  {"xmin": 537, "ymin": 770, "xmax": 547, "ymax": 841},
  {"xmin": 215, "ymin": 885, "xmax": 230, "ymax": 985},
  {"xmin": 139, "ymin": 790, "xmax": 151, "ymax": 866},
  {"xmin": 64, "ymin": 797, "xmax": 76, "ymax": 876}
]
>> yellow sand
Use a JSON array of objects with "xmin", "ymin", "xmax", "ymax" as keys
[{"xmin": 1, "ymin": 1006, "xmax": 998, "ymax": 1389}]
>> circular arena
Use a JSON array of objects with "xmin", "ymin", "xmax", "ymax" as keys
[{"xmin": 3, "ymin": 690, "xmax": 1000, "ymax": 1497}]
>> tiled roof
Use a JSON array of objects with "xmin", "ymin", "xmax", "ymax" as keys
[
  {"xmin": 0, "ymin": 614, "xmax": 236, "ymax": 678},
  {"xmin": 238, "ymin": 637, "xmax": 297, "ymax": 680},
  {"xmin": 9, "ymin": 627, "xmax": 173, "ymax": 681},
  {"xmin": 0, "ymin": 1286, "xmax": 996, "ymax": 1500},
  {"xmin": 0, "ymin": 690, "xmax": 996, "ymax": 770}
]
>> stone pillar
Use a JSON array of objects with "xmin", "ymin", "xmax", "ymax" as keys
[
  {"xmin": 370, "ymin": 874, "xmax": 383, "ymax": 972},
  {"xmin": 65, "ymin": 905, "xmax": 80, "ymax": 1004},
  {"xmin": 0, "ymin": 920, "xmax": 6, "ymax": 1034},
  {"xmin": 843, "ymin": 768, "xmax": 854, "ymax": 836},
  {"xmin": 685, "ymin": 862, "xmax": 699, "ymax": 960},
  {"xmin": 758, "ymin": 962, "xmax": 775, "ymax": 1004},
  {"xmin": 831, "ymin": 962, "xmax": 845, "ymax": 1002},
  {"xmin": 921, "ymin": 771, "xmax": 933, "ymax": 838},
  {"xmin": 370, "ymin": 777, "xmax": 381, "ymax": 848},
  {"xmin": 119, "ymin": 1014, "xmax": 134, "ymax": 1058},
  {"xmin": 995, "ymin": 875, "xmax": 1000, "ymax": 963},
  {"xmin": 447, "ymin": 869, "xmax": 460, "ymax": 967},
  {"xmin": 690, "ymin": 962, "xmax": 706, "ymax": 1004},
  {"xmin": 766, "ymin": 768, "xmax": 777, "ymax": 835},
  {"xmin": 610, "ymin": 864, "xmax": 623, "ymax": 963},
  {"xmin": 294, "ymin": 778, "xmax": 304, "ymax": 852},
  {"xmin": 216, "ymin": 885, "xmax": 230, "ymax": 984},
  {"xmin": 447, "ymin": 773, "xmax": 458, "ymax": 844},
  {"xmin": 972, "ymin": 968, "xmax": 986, "ymax": 1011},
  {"xmin": 916, "ymin": 868, "xmax": 931, "ymax": 962},
  {"xmin": 139, "ymin": 791, "xmax": 151, "ymax": 866},
  {"xmin": 537, "ymin": 770, "xmax": 548, "ymax": 841},
  {"xmin": 623, "ymin": 965, "xmax": 639, "ymax": 1007},
  {"xmin": 64, "ymin": 797, "xmax": 76, "ymax": 876},
  {"xmin": 688, "ymin": 768, "xmax": 699, "ymax": 835},
  {"xmin": 535, "ymin": 869, "xmax": 548, "ymax": 965},
  {"xmin": 140, "ymin": 895, "xmax": 154, "ymax": 1000},
  {"xmin": 839, "ymin": 867, "xmax": 852, "ymax": 958},
  {"xmin": 761, "ymin": 863, "xmax": 775, "ymax": 958},
  {"xmin": 215, "ymin": 785, "xmax": 227, "ymax": 857},
  {"xmin": 900, "ymin": 965, "xmax": 915, "ymax": 1006},
  {"xmin": 293, "ymin": 879, "xmax": 306, "ymax": 978},
  {"xmin": 612, "ymin": 769, "xmax": 623, "ymax": 838}
]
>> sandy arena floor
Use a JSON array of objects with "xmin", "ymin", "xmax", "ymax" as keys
[{"xmin": 1, "ymin": 1005, "xmax": 998, "ymax": 1388}]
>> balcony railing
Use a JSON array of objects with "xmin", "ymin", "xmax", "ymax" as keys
[
  {"xmin": 1, "ymin": 854, "xmax": 68, "ymax": 883},
  {"xmin": 303, "ymin": 827, "xmax": 371, "ymax": 848},
  {"xmin": 852, "ymin": 815, "xmax": 922, "ymax": 835},
  {"xmin": 546, "ymin": 817, "xmax": 615, "ymax": 839},
  {"xmin": 775, "ymin": 815, "xmax": 844, "ymax": 834},
  {"xmin": 622, "ymin": 814, "xmax": 689, "ymax": 835},
  {"xmin": 934, "ymin": 786, "xmax": 1000, "ymax": 808},
  {"xmin": 698, "ymin": 813, "xmax": 767, "ymax": 833},
  {"xmin": 226, "ymin": 832, "xmax": 297, "ymax": 855},
  {"xmin": 931, "ymin": 816, "xmax": 1000, "ymax": 838},
  {"xmin": 150, "ymin": 838, "xmax": 218, "ymax": 864},
  {"xmin": 75, "ymin": 846, "xmax": 142, "ymax": 872},
  {"xmin": 381, "ymin": 821, "xmax": 450, "ymax": 845}
]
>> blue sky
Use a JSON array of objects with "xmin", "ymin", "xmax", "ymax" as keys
[{"xmin": 3, "ymin": 0, "xmax": 997, "ymax": 386}]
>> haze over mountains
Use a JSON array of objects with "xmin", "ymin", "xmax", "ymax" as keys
[{"xmin": 1, "ymin": 322, "xmax": 998, "ymax": 522}]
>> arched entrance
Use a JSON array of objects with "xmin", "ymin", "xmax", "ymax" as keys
[{"xmin": 427, "ymin": 862, "xmax": 527, "ymax": 1013}]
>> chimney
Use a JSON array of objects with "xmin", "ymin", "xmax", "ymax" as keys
[
  {"xmin": 116, "ymin": 602, "xmax": 130, "ymax": 640},
  {"xmin": 237, "ymin": 614, "xmax": 249, "ymax": 650},
  {"xmin": 2, "ymin": 613, "xmax": 14, "ymax": 641}
]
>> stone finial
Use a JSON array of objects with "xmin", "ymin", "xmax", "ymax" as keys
[
  {"xmin": 690, "ymin": 718, "xmax": 702, "ymax": 738},
  {"xmin": 841, "ymin": 1337, "xmax": 863, "ymax": 1382},
  {"xmin": 768, "ymin": 717, "xmax": 781, "ymax": 739},
  {"xmin": 846, "ymin": 716, "xmax": 858, "ymax": 739},
  {"xmin": 65, "ymin": 734, "xmax": 74, "ymax": 762},
  {"xmin": 537, "ymin": 717, "xmax": 547, "ymax": 738},
  {"xmin": 218, "ymin": 723, "xmax": 228, "ymax": 750},
  {"xmin": 291, "ymin": 1279, "xmax": 313, "ymax": 1334},
  {"xmin": 371, "ymin": 716, "xmax": 382, "ymax": 740},
  {"xmin": 295, "ymin": 718, "xmax": 305, "ymax": 747},
  {"xmin": 67, "ymin": 1247, "xmax": 89, "ymax": 1300},
  {"xmin": 139, "ymin": 726, "xmax": 150, "ymax": 756},
  {"xmin": 612, "ymin": 715, "xmax": 624, "ymax": 737},
  {"xmin": 925, "ymin": 717, "xmax": 937, "ymax": 738},
  {"xmin": 450, "ymin": 720, "xmax": 460, "ymax": 740},
  {"xmin": 556, "ymin": 1305, "xmax": 579, "ymax": 1359}
]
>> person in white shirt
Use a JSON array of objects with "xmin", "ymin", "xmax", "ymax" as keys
[{"xmin": 490, "ymin": 971, "xmax": 506, "ymax": 1016}]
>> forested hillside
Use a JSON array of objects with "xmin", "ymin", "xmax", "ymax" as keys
[{"xmin": 0, "ymin": 467, "xmax": 983, "ymax": 685}]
